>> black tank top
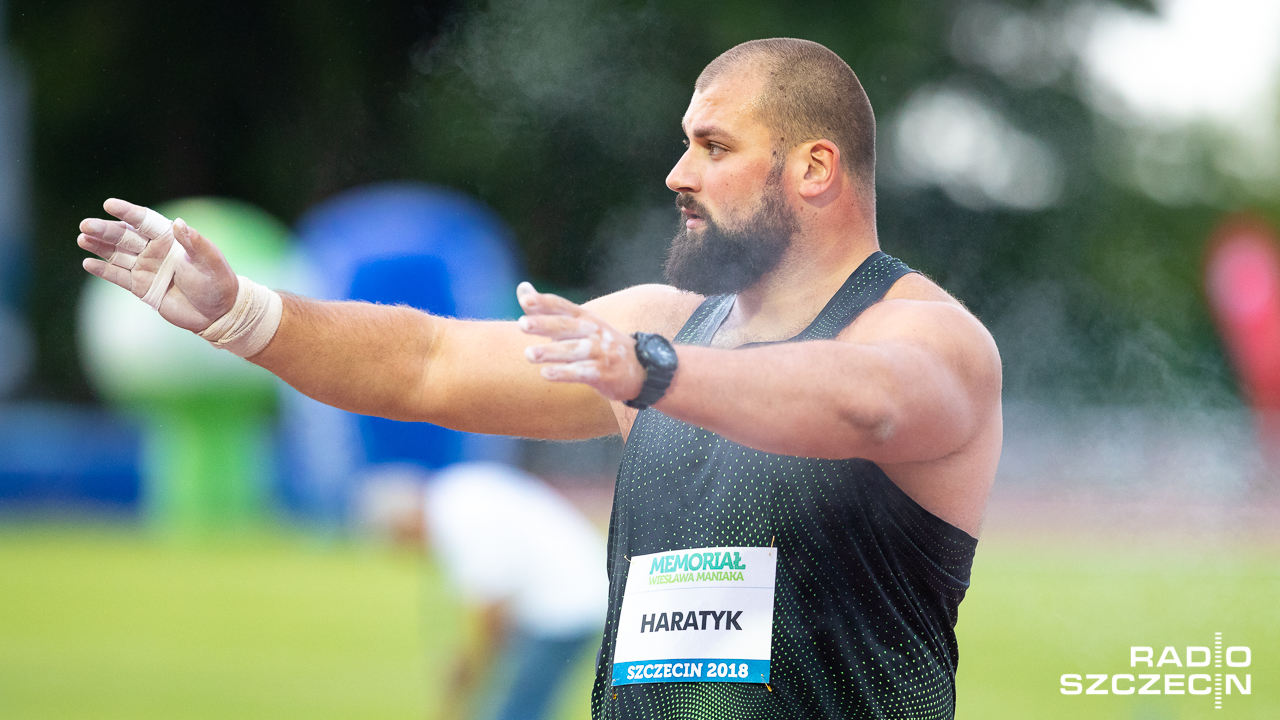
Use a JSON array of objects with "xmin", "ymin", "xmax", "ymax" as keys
[{"xmin": 590, "ymin": 252, "xmax": 979, "ymax": 720}]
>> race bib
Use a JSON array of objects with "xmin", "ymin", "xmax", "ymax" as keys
[{"xmin": 611, "ymin": 546, "xmax": 777, "ymax": 686}]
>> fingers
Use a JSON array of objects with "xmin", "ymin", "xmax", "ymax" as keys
[
  {"xmin": 82, "ymin": 257, "xmax": 135, "ymax": 290},
  {"xmin": 516, "ymin": 281, "xmax": 584, "ymax": 317},
  {"xmin": 516, "ymin": 280, "xmax": 632, "ymax": 373},
  {"xmin": 525, "ymin": 338, "xmax": 594, "ymax": 363},
  {"xmin": 102, "ymin": 198, "xmax": 150, "ymax": 229},
  {"xmin": 514, "ymin": 284, "xmax": 642, "ymax": 398},
  {"xmin": 79, "ymin": 211, "xmax": 158, "ymax": 276},
  {"xmin": 109, "ymin": 251, "xmax": 139, "ymax": 269},
  {"xmin": 77, "ymin": 233, "xmax": 116, "ymax": 260},
  {"xmin": 515, "ymin": 283, "xmax": 604, "ymax": 341},
  {"xmin": 82, "ymin": 214, "xmax": 212, "ymax": 265},
  {"xmin": 540, "ymin": 361, "xmax": 601, "ymax": 382},
  {"xmin": 521, "ymin": 316, "xmax": 638, "ymax": 398},
  {"xmin": 79, "ymin": 202, "xmax": 190, "ymax": 286},
  {"xmin": 173, "ymin": 218, "xmax": 193, "ymax": 252},
  {"xmin": 79, "ymin": 232, "xmax": 147, "ymax": 272},
  {"xmin": 518, "ymin": 314, "xmax": 598, "ymax": 340},
  {"xmin": 171, "ymin": 218, "xmax": 213, "ymax": 261},
  {"xmin": 80, "ymin": 219, "xmax": 148, "ymax": 253},
  {"xmin": 103, "ymin": 198, "xmax": 172, "ymax": 239}
]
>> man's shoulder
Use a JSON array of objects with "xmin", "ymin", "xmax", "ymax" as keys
[
  {"xmin": 882, "ymin": 270, "xmax": 958, "ymax": 305},
  {"xmin": 583, "ymin": 283, "xmax": 707, "ymax": 338},
  {"xmin": 872, "ymin": 272, "xmax": 986, "ymax": 332},
  {"xmin": 849, "ymin": 272, "xmax": 1001, "ymax": 378}
]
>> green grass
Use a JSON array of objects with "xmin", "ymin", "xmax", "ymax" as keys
[
  {"xmin": 0, "ymin": 522, "xmax": 595, "ymax": 720},
  {"xmin": 956, "ymin": 531, "xmax": 1280, "ymax": 720},
  {"xmin": 1, "ymin": 522, "xmax": 1275, "ymax": 719}
]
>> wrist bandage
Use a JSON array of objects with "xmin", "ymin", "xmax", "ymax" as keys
[{"xmin": 198, "ymin": 276, "xmax": 284, "ymax": 358}]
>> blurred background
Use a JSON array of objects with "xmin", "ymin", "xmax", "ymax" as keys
[{"xmin": 2, "ymin": 0, "xmax": 1278, "ymax": 718}]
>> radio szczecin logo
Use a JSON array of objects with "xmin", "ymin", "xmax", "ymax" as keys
[{"xmin": 1061, "ymin": 632, "xmax": 1250, "ymax": 711}]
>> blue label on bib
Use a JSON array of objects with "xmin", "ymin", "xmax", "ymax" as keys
[{"xmin": 612, "ymin": 658, "xmax": 771, "ymax": 685}]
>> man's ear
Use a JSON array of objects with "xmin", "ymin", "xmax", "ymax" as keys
[{"xmin": 797, "ymin": 139, "xmax": 840, "ymax": 199}]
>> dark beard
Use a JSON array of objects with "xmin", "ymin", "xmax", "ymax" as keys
[{"xmin": 663, "ymin": 165, "xmax": 797, "ymax": 296}]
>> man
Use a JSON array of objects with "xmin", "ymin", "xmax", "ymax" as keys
[
  {"xmin": 359, "ymin": 462, "xmax": 607, "ymax": 720},
  {"xmin": 78, "ymin": 38, "xmax": 1001, "ymax": 720}
]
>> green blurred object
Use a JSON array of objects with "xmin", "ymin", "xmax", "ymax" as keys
[
  {"xmin": 140, "ymin": 389, "xmax": 276, "ymax": 535},
  {"xmin": 78, "ymin": 198, "xmax": 293, "ymax": 536}
]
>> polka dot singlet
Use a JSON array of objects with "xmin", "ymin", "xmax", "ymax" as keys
[{"xmin": 590, "ymin": 252, "xmax": 979, "ymax": 720}]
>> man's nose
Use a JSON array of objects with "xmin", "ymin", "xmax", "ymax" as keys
[{"xmin": 666, "ymin": 149, "xmax": 699, "ymax": 194}]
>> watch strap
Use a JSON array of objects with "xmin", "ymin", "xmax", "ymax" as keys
[{"xmin": 625, "ymin": 333, "xmax": 677, "ymax": 410}]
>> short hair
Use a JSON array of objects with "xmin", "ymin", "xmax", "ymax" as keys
[{"xmin": 696, "ymin": 38, "xmax": 875, "ymax": 197}]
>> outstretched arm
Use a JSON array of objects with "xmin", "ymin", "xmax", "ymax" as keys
[
  {"xmin": 252, "ymin": 295, "xmax": 617, "ymax": 439},
  {"xmin": 518, "ymin": 285, "xmax": 1002, "ymax": 464},
  {"xmin": 78, "ymin": 199, "xmax": 618, "ymax": 440},
  {"xmin": 657, "ymin": 300, "xmax": 1002, "ymax": 463}
]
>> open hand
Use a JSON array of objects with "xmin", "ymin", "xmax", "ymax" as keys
[
  {"xmin": 78, "ymin": 198, "xmax": 238, "ymax": 332},
  {"xmin": 516, "ymin": 282, "xmax": 646, "ymax": 403}
]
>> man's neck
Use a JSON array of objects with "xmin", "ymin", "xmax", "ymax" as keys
[{"xmin": 716, "ymin": 227, "xmax": 880, "ymax": 347}]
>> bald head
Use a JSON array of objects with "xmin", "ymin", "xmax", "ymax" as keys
[{"xmin": 696, "ymin": 39, "xmax": 876, "ymax": 200}]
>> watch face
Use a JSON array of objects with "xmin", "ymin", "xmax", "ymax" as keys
[{"xmin": 641, "ymin": 335, "xmax": 678, "ymax": 369}]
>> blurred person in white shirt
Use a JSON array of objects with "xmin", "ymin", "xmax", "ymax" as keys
[{"xmin": 361, "ymin": 461, "xmax": 608, "ymax": 720}]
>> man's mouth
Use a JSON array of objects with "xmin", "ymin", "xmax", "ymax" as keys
[{"xmin": 676, "ymin": 196, "xmax": 707, "ymax": 229}]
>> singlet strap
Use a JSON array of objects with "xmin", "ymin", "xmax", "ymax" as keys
[
  {"xmin": 793, "ymin": 251, "xmax": 915, "ymax": 342},
  {"xmin": 669, "ymin": 251, "xmax": 915, "ymax": 348},
  {"xmin": 673, "ymin": 293, "xmax": 735, "ymax": 346}
]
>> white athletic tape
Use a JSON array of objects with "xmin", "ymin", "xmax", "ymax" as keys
[
  {"xmin": 137, "ymin": 208, "xmax": 174, "ymax": 240},
  {"xmin": 198, "ymin": 275, "xmax": 283, "ymax": 358},
  {"xmin": 140, "ymin": 239, "xmax": 186, "ymax": 310},
  {"xmin": 116, "ymin": 227, "xmax": 148, "ymax": 254},
  {"xmin": 126, "ymin": 207, "xmax": 181, "ymax": 309},
  {"xmin": 108, "ymin": 250, "xmax": 138, "ymax": 269}
]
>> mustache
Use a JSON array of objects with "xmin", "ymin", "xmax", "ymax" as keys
[{"xmin": 675, "ymin": 193, "xmax": 708, "ymax": 217}]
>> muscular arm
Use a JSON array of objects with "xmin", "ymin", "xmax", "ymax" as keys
[
  {"xmin": 253, "ymin": 281, "xmax": 701, "ymax": 439},
  {"xmin": 522, "ymin": 289, "xmax": 1001, "ymax": 465},
  {"xmin": 76, "ymin": 198, "xmax": 621, "ymax": 441},
  {"xmin": 251, "ymin": 295, "xmax": 617, "ymax": 440},
  {"xmin": 655, "ymin": 300, "xmax": 1002, "ymax": 463}
]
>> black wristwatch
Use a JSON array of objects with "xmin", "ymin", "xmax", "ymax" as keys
[{"xmin": 625, "ymin": 332, "xmax": 678, "ymax": 410}]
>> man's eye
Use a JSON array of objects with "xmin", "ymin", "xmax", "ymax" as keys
[{"xmin": 708, "ymin": 144, "xmax": 725, "ymax": 156}]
